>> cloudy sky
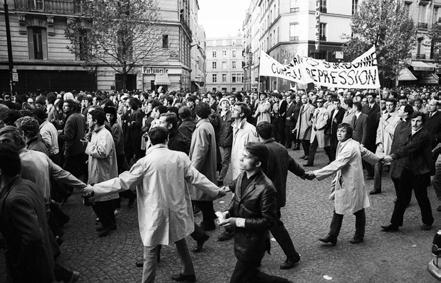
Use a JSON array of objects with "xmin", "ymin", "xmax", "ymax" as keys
[{"xmin": 198, "ymin": 0, "xmax": 250, "ymax": 38}]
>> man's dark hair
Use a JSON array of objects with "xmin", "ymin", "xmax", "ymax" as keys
[
  {"xmin": 245, "ymin": 142, "xmax": 268, "ymax": 165},
  {"xmin": 0, "ymin": 126, "xmax": 25, "ymax": 150},
  {"xmin": 354, "ymin": 102, "xmax": 363, "ymax": 111},
  {"xmin": 410, "ymin": 111, "xmax": 426, "ymax": 124},
  {"xmin": 32, "ymin": 108, "xmax": 48, "ymax": 123},
  {"xmin": 337, "ymin": 123, "xmax": 353, "ymax": 139},
  {"xmin": 128, "ymin": 97, "xmax": 140, "ymax": 111},
  {"xmin": 46, "ymin": 92, "xmax": 56, "ymax": 105},
  {"xmin": 385, "ymin": 98, "xmax": 396, "ymax": 105},
  {"xmin": 160, "ymin": 112, "xmax": 178, "ymax": 129},
  {"xmin": 195, "ymin": 102, "xmax": 211, "ymax": 119},
  {"xmin": 256, "ymin": 121, "xmax": 273, "ymax": 140},
  {"xmin": 178, "ymin": 106, "xmax": 193, "ymax": 120},
  {"xmin": 344, "ymin": 98, "xmax": 353, "ymax": 108},
  {"xmin": 148, "ymin": 126, "xmax": 169, "ymax": 145},
  {"xmin": 90, "ymin": 109, "xmax": 106, "ymax": 126},
  {"xmin": 0, "ymin": 144, "xmax": 21, "ymax": 177},
  {"xmin": 234, "ymin": 102, "xmax": 251, "ymax": 119},
  {"xmin": 403, "ymin": 104, "xmax": 414, "ymax": 116}
]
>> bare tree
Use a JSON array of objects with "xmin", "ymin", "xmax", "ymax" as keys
[{"xmin": 66, "ymin": 0, "xmax": 168, "ymax": 90}]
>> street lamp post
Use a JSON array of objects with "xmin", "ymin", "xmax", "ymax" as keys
[{"xmin": 3, "ymin": 0, "xmax": 14, "ymax": 94}]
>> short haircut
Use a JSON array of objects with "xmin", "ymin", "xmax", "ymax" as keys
[
  {"xmin": 343, "ymin": 98, "xmax": 353, "ymax": 108},
  {"xmin": 385, "ymin": 98, "xmax": 396, "ymax": 105},
  {"xmin": 354, "ymin": 102, "xmax": 363, "ymax": 111},
  {"xmin": 234, "ymin": 102, "xmax": 251, "ymax": 118},
  {"xmin": 337, "ymin": 123, "xmax": 353, "ymax": 139},
  {"xmin": 154, "ymin": 105, "xmax": 168, "ymax": 115},
  {"xmin": 15, "ymin": 116, "xmax": 40, "ymax": 139},
  {"xmin": 128, "ymin": 97, "xmax": 140, "ymax": 111},
  {"xmin": 410, "ymin": 111, "xmax": 426, "ymax": 124},
  {"xmin": 89, "ymin": 109, "xmax": 106, "ymax": 126},
  {"xmin": 403, "ymin": 104, "xmax": 414, "ymax": 116},
  {"xmin": 0, "ymin": 144, "xmax": 21, "ymax": 177},
  {"xmin": 245, "ymin": 142, "xmax": 269, "ymax": 165},
  {"xmin": 46, "ymin": 93, "xmax": 56, "ymax": 105},
  {"xmin": 256, "ymin": 121, "xmax": 273, "ymax": 140},
  {"xmin": 178, "ymin": 106, "xmax": 193, "ymax": 120},
  {"xmin": 195, "ymin": 102, "xmax": 211, "ymax": 119},
  {"xmin": 148, "ymin": 126, "xmax": 169, "ymax": 145},
  {"xmin": 0, "ymin": 126, "xmax": 25, "ymax": 149},
  {"xmin": 32, "ymin": 108, "xmax": 48, "ymax": 123},
  {"xmin": 160, "ymin": 112, "xmax": 178, "ymax": 129}
]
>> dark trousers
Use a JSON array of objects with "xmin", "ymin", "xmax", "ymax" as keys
[
  {"xmin": 301, "ymin": 140, "xmax": 310, "ymax": 157},
  {"xmin": 329, "ymin": 139, "xmax": 338, "ymax": 161},
  {"xmin": 307, "ymin": 139, "xmax": 318, "ymax": 165},
  {"xmin": 193, "ymin": 201, "xmax": 216, "ymax": 227},
  {"xmin": 63, "ymin": 153, "xmax": 87, "ymax": 179},
  {"xmin": 390, "ymin": 169, "xmax": 433, "ymax": 227},
  {"xmin": 92, "ymin": 200, "xmax": 116, "ymax": 228},
  {"xmin": 373, "ymin": 161, "xmax": 383, "ymax": 191},
  {"xmin": 190, "ymin": 224, "xmax": 208, "ymax": 242},
  {"xmin": 230, "ymin": 260, "xmax": 290, "ymax": 283},
  {"xmin": 270, "ymin": 209, "xmax": 300, "ymax": 261},
  {"xmin": 328, "ymin": 209, "xmax": 365, "ymax": 240},
  {"xmin": 284, "ymin": 124, "xmax": 294, "ymax": 148}
]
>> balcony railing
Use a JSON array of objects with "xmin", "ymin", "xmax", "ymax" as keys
[
  {"xmin": 416, "ymin": 54, "xmax": 426, "ymax": 59},
  {"xmin": 319, "ymin": 36, "xmax": 327, "ymax": 41},
  {"xmin": 14, "ymin": 0, "xmax": 84, "ymax": 15},
  {"xmin": 418, "ymin": 22, "xmax": 429, "ymax": 29}
]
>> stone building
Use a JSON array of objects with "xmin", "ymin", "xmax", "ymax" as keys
[
  {"xmin": 205, "ymin": 35, "xmax": 245, "ymax": 93},
  {"xmin": 0, "ymin": 0, "xmax": 194, "ymax": 92}
]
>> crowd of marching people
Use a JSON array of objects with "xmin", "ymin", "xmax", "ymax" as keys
[{"xmin": 0, "ymin": 85, "xmax": 440, "ymax": 282}]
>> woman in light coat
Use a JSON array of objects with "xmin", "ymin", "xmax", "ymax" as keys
[
  {"xmin": 307, "ymin": 123, "xmax": 380, "ymax": 246},
  {"xmin": 253, "ymin": 93, "xmax": 272, "ymax": 124}
]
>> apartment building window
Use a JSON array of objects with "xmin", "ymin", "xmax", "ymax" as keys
[
  {"xmin": 32, "ymin": 0, "xmax": 44, "ymax": 10},
  {"xmin": 212, "ymin": 74, "xmax": 217, "ymax": 83},
  {"xmin": 162, "ymin": 34, "xmax": 169, "ymax": 48},
  {"xmin": 289, "ymin": 22, "xmax": 299, "ymax": 41},
  {"xmin": 27, "ymin": 27, "xmax": 47, "ymax": 60},
  {"xmin": 222, "ymin": 74, "xmax": 227, "ymax": 82},
  {"xmin": 223, "ymin": 50, "xmax": 227, "ymax": 57},
  {"xmin": 212, "ymin": 62, "xmax": 217, "ymax": 69},
  {"xmin": 78, "ymin": 29, "xmax": 89, "ymax": 60},
  {"xmin": 418, "ymin": 4, "xmax": 428, "ymax": 26},
  {"xmin": 319, "ymin": 23, "xmax": 327, "ymax": 41},
  {"xmin": 434, "ymin": 7, "xmax": 440, "ymax": 23},
  {"xmin": 232, "ymin": 74, "xmax": 237, "ymax": 83},
  {"xmin": 232, "ymin": 50, "xmax": 236, "ymax": 57},
  {"xmin": 319, "ymin": 0, "xmax": 327, "ymax": 13},
  {"xmin": 232, "ymin": 61, "xmax": 236, "ymax": 69},
  {"xmin": 352, "ymin": 0, "xmax": 358, "ymax": 15},
  {"xmin": 212, "ymin": 51, "xmax": 216, "ymax": 58},
  {"xmin": 222, "ymin": 61, "xmax": 227, "ymax": 69},
  {"xmin": 290, "ymin": 0, "xmax": 299, "ymax": 13}
]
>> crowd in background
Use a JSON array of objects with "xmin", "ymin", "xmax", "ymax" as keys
[{"xmin": 0, "ymin": 85, "xmax": 441, "ymax": 283}]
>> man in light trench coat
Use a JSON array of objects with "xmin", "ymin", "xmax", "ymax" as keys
[
  {"xmin": 85, "ymin": 127, "xmax": 226, "ymax": 283},
  {"xmin": 306, "ymin": 123, "xmax": 380, "ymax": 246}
]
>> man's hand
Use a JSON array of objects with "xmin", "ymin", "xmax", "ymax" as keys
[
  {"xmin": 219, "ymin": 217, "xmax": 237, "ymax": 228},
  {"xmin": 304, "ymin": 172, "xmax": 316, "ymax": 180},
  {"xmin": 217, "ymin": 186, "xmax": 230, "ymax": 198},
  {"xmin": 82, "ymin": 184, "xmax": 95, "ymax": 197},
  {"xmin": 383, "ymin": 155, "xmax": 393, "ymax": 163}
]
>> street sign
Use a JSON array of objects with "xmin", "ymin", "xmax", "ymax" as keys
[{"xmin": 12, "ymin": 70, "xmax": 18, "ymax": 82}]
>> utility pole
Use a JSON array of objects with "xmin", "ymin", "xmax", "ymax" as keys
[{"xmin": 4, "ymin": 0, "xmax": 14, "ymax": 94}]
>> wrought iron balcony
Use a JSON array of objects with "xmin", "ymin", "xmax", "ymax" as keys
[
  {"xmin": 416, "ymin": 54, "xmax": 426, "ymax": 59},
  {"xmin": 14, "ymin": 0, "xmax": 84, "ymax": 15},
  {"xmin": 418, "ymin": 22, "xmax": 429, "ymax": 29}
]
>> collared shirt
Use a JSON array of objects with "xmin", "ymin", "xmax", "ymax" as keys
[{"xmin": 240, "ymin": 170, "xmax": 261, "ymax": 195}]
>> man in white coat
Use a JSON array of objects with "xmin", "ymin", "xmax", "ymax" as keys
[
  {"xmin": 306, "ymin": 123, "xmax": 380, "ymax": 246},
  {"xmin": 86, "ymin": 127, "xmax": 226, "ymax": 283},
  {"xmin": 305, "ymin": 98, "xmax": 329, "ymax": 166}
]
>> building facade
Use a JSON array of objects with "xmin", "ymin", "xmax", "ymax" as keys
[
  {"xmin": 205, "ymin": 36, "xmax": 245, "ymax": 93},
  {"xmin": 0, "ymin": 0, "xmax": 194, "ymax": 93},
  {"xmin": 189, "ymin": 0, "xmax": 206, "ymax": 93}
]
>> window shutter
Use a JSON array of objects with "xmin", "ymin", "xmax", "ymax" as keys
[
  {"xmin": 28, "ymin": 28, "xmax": 35, "ymax": 59},
  {"xmin": 42, "ymin": 28, "xmax": 48, "ymax": 60}
]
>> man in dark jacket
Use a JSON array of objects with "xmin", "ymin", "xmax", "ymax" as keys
[
  {"xmin": 326, "ymin": 98, "xmax": 346, "ymax": 161},
  {"xmin": 177, "ymin": 106, "xmax": 196, "ymax": 155},
  {"xmin": 352, "ymin": 102, "xmax": 368, "ymax": 146},
  {"xmin": 217, "ymin": 98, "xmax": 233, "ymax": 185},
  {"xmin": 424, "ymin": 99, "xmax": 441, "ymax": 149},
  {"xmin": 122, "ymin": 97, "xmax": 144, "ymax": 164},
  {"xmin": 0, "ymin": 144, "xmax": 55, "ymax": 283},
  {"xmin": 257, "ymin": 121, "xmax": 308, "ymax": 269},
  {"xmin": 284, "ymin": 94, "xmax": 297, "ymax": 149},
  {"xmin": 382, "ymin": 112, "xmax": 434, "ymax": 232},
  {"xmin": 59, "ymin": 99, "xmax": 86, "ymax": 179},
  {"xmin": 361, "ymin": 93, "xmax": 380, "ymax": 179},
  {"xmin": 220, "ymin": 142, "xmax": 291, "ymax": 283}
]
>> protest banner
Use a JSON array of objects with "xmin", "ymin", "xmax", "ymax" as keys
[{"xmin": 259, "ymin": 46, "xmax": 381, "ymax": 89}]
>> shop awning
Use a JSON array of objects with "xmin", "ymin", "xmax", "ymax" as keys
[
  {"xmin": 420, "ymin": 73, "xmax": 439, "ymax": 84},
  {"xmin": 154, "ymin": 74, "xmax": 171, "ymax": 85},
  {"xmin": 411, "ymin": 61, "xmax": 436, "ymax": 71},
  {"xmin": 397, "ymin": 67, "xmax": 417, "ymax": 81}
]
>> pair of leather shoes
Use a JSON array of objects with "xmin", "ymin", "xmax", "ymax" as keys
[
  {"xmin": 171, "ymin": 273, "xmax": 196, "ymax": 282},
  {"xmin": 192, "ymin": 234, "xmax": 209, "ymax": 253},
  {"xmin": 280, "ymin": 257, "xmax": 300, "ymax": 269},
  {"xmin": 369, "ymin": 190, "xmax": 381, "ymax": 195},
  {"xmin": 319, "ymin": 235, "xmax": 337, "ymax": 246},
  {"xmin": 381, "ymin": 224, "xmax": 399, "ymax": 232}
]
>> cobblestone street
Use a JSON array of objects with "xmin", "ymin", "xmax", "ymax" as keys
[{"xmin": 1, "ymin": 149, "xmax": 439, "ymax": 283}]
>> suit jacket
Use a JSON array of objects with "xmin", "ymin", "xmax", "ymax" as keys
[
  {"xmin": 285, "ymin": 102, "xmax": 296, "ymax": 127},
  {"xmin": 228, "ymin": 171, "xmax": 278, "ymax": 264},
  {"xmin": 424, "ymin": 111, "xmax": 441, "ymax": 148},
  {"xmin": 391, "ymin": 128, "xmax": 434, "ymax": 176},
  {"xmin": 59, "ymin": 112, "xmax": 85, "ymax": 157},
  {"xmin": 352, "ymin": 113, "xmax": 368, "ymax": 145},
  {"xmin": 329, "ymin": 107, "xmax": 346, "ymax": 146},
  {"xmin": 279, "ymin": 100, "xmax": 288, "ymax": 119},
  {"xmin": 390, "ymin": 120, "xmax": 411, "ymax": 179},
  {"xmin": 0, "ymin": 177, "xmax": 55, "ymax": 283},
  {"xmin": 262, "ymin": 139, "xmax": 305, "ymax": 207},
  {"xmin": 363, "ymin": 103, "xmax": 380, "ymax": 149}
]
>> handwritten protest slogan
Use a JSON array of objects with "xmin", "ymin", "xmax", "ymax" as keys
[{"xmin": 259, "ymin": 46, "xmax": 380, "ymax": 89}]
